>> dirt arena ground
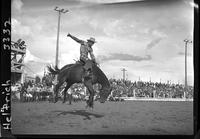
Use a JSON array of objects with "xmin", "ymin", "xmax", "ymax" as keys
[{"xmin": 11, "ymin": 100, "xmax": 193, "ymax": 135}]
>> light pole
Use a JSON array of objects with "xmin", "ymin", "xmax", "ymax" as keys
[
  {"xmin": 54, "ymin": 7, "xmax": 68, "ymax": 68},
  {"xmin": 53, "ymin": 7, "xmax": 68, "ymax": 87},
  {"xmin": 183, "ymin": 39, "xmax": 192, "ymax": 98},
  {"xmin": 121, "ymin": 68, "xmax": 127, "ymax": 82}
]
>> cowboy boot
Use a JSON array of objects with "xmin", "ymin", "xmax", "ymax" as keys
[
  {"xmin": 82, "ymin": 69, "xmax": 90, "ymax": 82},
  {"xmin": 82, "ymin": 69, "xmax": 87, "ymax": 82}
]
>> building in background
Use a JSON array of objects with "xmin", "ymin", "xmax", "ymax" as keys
[
  {"xmin": 11, "ymin": 39, "xmax": 26, "ymax": 84},
  {"xmin": 24, "ymin": 75, "xmax": 35, "ymax": 83}
]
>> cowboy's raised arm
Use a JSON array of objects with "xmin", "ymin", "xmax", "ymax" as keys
[{"xmin": 67, "ymin": 33, "xmax": 84, "ymax": 44}]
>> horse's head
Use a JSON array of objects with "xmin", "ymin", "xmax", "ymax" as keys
[
  {"xmin": 91, "ymin": 61, "xmax": 111, "ymax": 103},
  {"xmin": 99, "ymin": 87, "xmax": 112, "ymax": 103}
]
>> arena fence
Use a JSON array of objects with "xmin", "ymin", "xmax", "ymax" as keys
[{"xmin": 120, "ymin": 97, "xmax": 193, "ymax": 102}]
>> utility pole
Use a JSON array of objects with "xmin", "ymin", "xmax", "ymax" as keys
[
  {"xmin": 43, "ymin": 67, "xmax": 46, "ymax": 77},
  {"xmin": 183, "ymin": 39, "xmax": 192, "ymax": 97},
  {"xmin": 121, "ymin": 68, "xmax": 127, "ymax": 82},
  {"xmin": 54, "ymin": 7, "xmax": 68, "ymax": 68}
]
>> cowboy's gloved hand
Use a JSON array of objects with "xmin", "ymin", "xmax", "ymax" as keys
[{"xmin": 92, "ymin": 60, "xmax": 99, "ymax": 66}]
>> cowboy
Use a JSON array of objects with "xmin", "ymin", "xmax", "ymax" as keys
[{"xmin": 67, "ymin": 33, "xmax": 97, "ymax": 81}]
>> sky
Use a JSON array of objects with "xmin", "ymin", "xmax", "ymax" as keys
[{"xmin": 11, "ymin": 0, "xmax": 196, "ymax": 85}]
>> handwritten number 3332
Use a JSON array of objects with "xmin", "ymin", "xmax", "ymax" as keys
[{"xmin": 3, "ymin": 19, "xmax": 11, "ymax": 50}]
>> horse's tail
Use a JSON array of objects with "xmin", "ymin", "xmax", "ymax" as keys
[{"xmin": 47, "ymin": 65, "xmax": 60, "ymax": 75}]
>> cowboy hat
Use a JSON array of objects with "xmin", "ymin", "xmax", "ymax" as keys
[{"xmin": 87, "ymin": 37, "xmax": 97, "ymax": 43}]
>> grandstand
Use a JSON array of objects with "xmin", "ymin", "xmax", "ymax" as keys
[{"xmin": 108, "ymin": 78, "xmax": 193, "ymax": 102}]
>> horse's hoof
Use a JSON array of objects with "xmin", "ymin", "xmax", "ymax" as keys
[
  {"xmin": 91, "ymin": 105, "xmax": 94, "ymax": 109},
  {"xmin": 89, "ymin": 105, "xmax": 94, "ymax": 110},
  {"xmin": 88, "ymin": 105, "xmax": 94, "ymax": 111},
  {"xmin": 85, "ymin": 104, "xmax": 90, "ymax": 109},
  {"xmin": 54, "ymin": 97, "xmax": 58, "ymax": 103},
  {"xmin": 88, "ymin": 103, "xmax": 93, "ymax": 109}
]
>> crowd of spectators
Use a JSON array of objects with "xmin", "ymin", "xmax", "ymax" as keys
[
  {"xmin": 11, "ymin": 81, "xmax": 54, "ymax": 102},
  {"xmin": 11, "ymin": 77, "xmax": 194, "ymax": 102},
  {"xmin": 109, "ymin": 78, "xmax": 193, "ymax": 99}
]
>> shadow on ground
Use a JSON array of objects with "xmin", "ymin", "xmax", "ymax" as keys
[{"xmin": 52, "ymin": 110, "xmax": 104, "ymax": 120}]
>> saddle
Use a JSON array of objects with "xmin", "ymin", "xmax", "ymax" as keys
[
  {"xmin": 76, "ymin": 60, "xmax": 94, "ymax": 71},
  {"xmin": 76, "ymin": 60, "xmax": 95, "ymax": 81}
]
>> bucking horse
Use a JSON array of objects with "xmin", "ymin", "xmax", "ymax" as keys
[{"xmin": 47, "ymin": 60, "xmax": 111, "ymax": 108}]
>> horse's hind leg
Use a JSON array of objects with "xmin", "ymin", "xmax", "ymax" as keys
[
  {"xmin": 68, "ymin": 94, "xmax": 72, "ymax": 105},
  {"xmin": 62, "ymin": 83, "xmax": 71, "ymax": 104},
  {"xmin": 53, "ymin": 82, "xmax": 63, "ymax": 103}
]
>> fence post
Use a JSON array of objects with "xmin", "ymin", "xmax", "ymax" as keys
[
  {"xmin": 133, "ymin": 89, "xmax": 136, "ymax": 98},
  {"xmin": 153, "ymin": 90, "xmax": 156, "ymax": 98}
]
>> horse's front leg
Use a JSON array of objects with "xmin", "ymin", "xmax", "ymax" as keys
[
  {"xmin": 53, "ymin": 91, "xmax": 58, "ymax": 103},
  {"xmin": 62, "ymin": 83, "xmax": 72, "ymax": 104},
  {"xmin": 89, "ymin": 93, "xmax": 94, "ymax": 108},
  {"xmin": 85, "ymin": 97, "xmax": 94, "ymax": 108},
  {"xmin": 84, "ymin": 81, "xmax": 95, "ymax": 108}
]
